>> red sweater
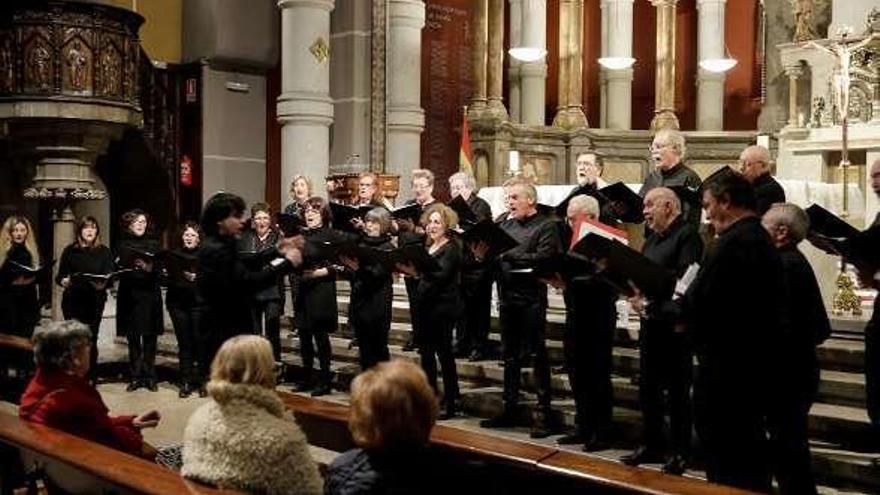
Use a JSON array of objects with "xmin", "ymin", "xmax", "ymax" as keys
[{"xmin": 19, "ymin": 368, "xmax": 143, "ymax": 455}]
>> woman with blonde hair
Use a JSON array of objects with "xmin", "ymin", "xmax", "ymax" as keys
[
  {"xmin": 284, "ymin": 175, "xmax": 313, "ymax": 218},
  {"xmin": 182, "ymin": 335, "xmax": 322, "ymax": 495},
  {"xmin": 325, "ymin": 360, "xmax": 448, "ymax": 494},
  {"xmin": 0, "ymin": 214, "xmax": 42, "ymax": 339}
]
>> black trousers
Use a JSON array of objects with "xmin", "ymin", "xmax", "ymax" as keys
[
  {"xmin": 168, "ymin": 305, "xmax": 209, "ymax": 386},
  {"xmin": 300, "ymin": 325, "xmax": 332, "ymax": 382},
  {"xmin": 127, "ymin": 333, "xmax": 158, "ymax": 382},
  {"xmin": 62, "ymin": 291, "xmax": 106, "ymax": 381},
  {"xmin": 564, "ymin": 304, "xmax": 616, "ymax": 436},
  {"xmin": 638, "ymin": 320, "xmax": 693, "ymax": 455},
  {"xmin": 355, "ymin": 318, "xmax": 390, "ymax": 370},
  {"xmin": 419, "ymin": 311, "xmax": 459, "ymax": 405},
  {"xmin": 499, "ymin": 300, "xmax": 552, "ymax": 409},
  {"xmin": 865, "ymin": 301, "xmax": 880, "ymax": 432},
  {"xmin": 767, "ymin": 361, "xmax": 818, "ymax": 495},
  {"xmin": 405, "ymin": 277, "xmax": 422, "ymax": 346},
  {"xmin": 457, "ymin": 275, "xmax": 492, "ymax": 355},
  {"xmin": 694, "ymin": 367, "xmax": 771, "ymax": 492},
  {"xmin": 251, "ymin": 298, "xmax": 283, "ymax": 361}
]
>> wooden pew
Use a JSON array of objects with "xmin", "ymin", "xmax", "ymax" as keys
[
  {"xmin": 281, "ymin": 392, "xmax": 759, "ymax": 495},
  {"xmin": 0, "ymin": 333, "xmax": 33, "ymax": 353},
  {"xmin": 0, "ymin": 410, "xmax": 239, "ymax": 494}
]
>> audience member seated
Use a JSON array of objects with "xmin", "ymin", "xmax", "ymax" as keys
[
  {"xmin": 325, "ymin": 359, "xmax": 455, "ymax": 495},
  {"xmin": 19, "ymin": 320, "xmax": 160, "ymax": 457},
  {"xmin": 181, "ymin": 335, "xmax": 322, "ymax": 494}
]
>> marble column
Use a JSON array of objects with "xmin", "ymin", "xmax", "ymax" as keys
[
  {"xmin": 487, "ymin": 0, "xmax": 509, "ymax": 119},
  {"xmin": 553, "ymin": 0, "xmax": 588, "ymax": 128},
  {"xmin": 650, "ymin": 0, "xmax": 679, "ymax": 130},
  {"xmin": 387, "ymin": 0, "xmax": 426, "ymax": 200},
  {"xmin": 277, "ymin": 0, "xmax": 335, "ymax": 198},
  {"xmin": 52, "ymin": 205, "xmax": 76, "ymax": 319},
  {"xmin": 601, "ymin": 0, "xmax": 634, "ymax": 130},
  {"xmin": 470, "ymin": 0, "xmax": 489, "ymax": 118},
  {"xmin": 696, "ymin": 0, "xmax": 726, "ymax": 130},
  {"xmin": 520, "ymin": 0, "xmax": 547, "ymax": 126},
  {"xmin": 508, "ymin": 0, "xmax": 523, "ymax": 123},
  {"xmin": 784, "ymin": 64, "xmax": 803, "ymax": 128}
]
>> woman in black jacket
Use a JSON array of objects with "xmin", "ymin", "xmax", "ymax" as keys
[
  {"xmin": 396, "ymin": 203, "xmax": 462, "ymax": 419},
  {"xmin": 56, "ymin": 216, "xmax": 114, "ymax": 382},
  {"xmin": 164, "ymin": 221, "xmax": 206, "ymax": 398},
  {"xmin": 340, "ymin": 207, "xmax": 394, "ymax": 372},
  {"xmin": 115, "ymin": 209, "xmax": 163, "ymax": 392},
  {"xmin": 0, "ymin": 215, "xmax": 41, "ymax": 339},
  {"xmin": 294, "ymin": 197, "xmax": 341, "ymax": 396}
]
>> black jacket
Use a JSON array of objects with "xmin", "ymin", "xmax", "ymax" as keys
[
  {"xmin": 198, "ymin": 233, "xmax": 292, "ymax": 337},
  {"xmin": 324, "ymin": 447, "xmax": 459, "ymax": 495},
  {"xmin": 683, "ymin": 216, "xmax": 786, "ymax": 382},
  {"xmin": 416, "ymin": 239, "xmax": 462, "ymax": 320},
  {"xmin": 56, "ymin": 243, "xmax": 114, "ymax": 323},
  {"xmin": 496, "ymin": 211, "xmax": 562, "ymax": 306},
  {"xmin": 237, "ymin": 228, "xmax": 284, "ymax": 302},
  {"xmin": 639, "ymin": 163, "xmax": 703, "ymax": 227},
  {"xmin": 642, "ymin": 216, "xmax": 703, "ymax": 323},
  {"xmin": 294, "ymin": 226, "xmax": 342, "ymax": 332},
  {"xmin": 459, "ymin": 195, "xmax": 493, "ymax": 285},
  {"xmin": 778, "ymin": 244, "xmax": 831, "ymax": 374},
  {"xmin": 115, "ymin": 235, "xmax": 163, "ymax": 337},
  {"xmin": 163, "ymin": 246, "xmax": 202, "ymax": 309},
  {"xmin": 346, "ymin": 234, "xmax": 394, "ymax": 328},
  {"xmin": 753, "ymin": 173, "xmax": 786, "ymax": 216},
  {"xmin": 0, "ymin": 243, "xmax": 40, "ymax": 334}
]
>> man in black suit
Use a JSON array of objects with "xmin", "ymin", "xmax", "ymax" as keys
[
  {"xmin": 639, "ymin": 129, "xmax": 703, "ymax": 228},
  {"xmin": 682, "ymin": 173, "xmax": 786, "ymax": 492},
  {"xmin": 622, "ymin": 187, "xmax": 703, "ymax": 475},
  {"xmin": 762, "ymin": 203, "xmax": 830, "ymax": 495},
  {"xmin": 738, "ymin": 145, "xmax": 785, "ymax": 215},
  {"xmin": 860, "ymin": 158, "xmax": 880, "ymax": 461},
  {"xmin": 448, "ymin": 171, "xmax": 494, "ymax": 360}
]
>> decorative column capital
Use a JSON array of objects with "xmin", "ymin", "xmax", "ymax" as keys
[
  {"xmin": 650, "ymin": 0, "xmax": 677, "ymax": 6},
  {"xmin": 695, "ymin": 0, "xmax": 725, "ymax": 6},
  {"xmin": 601, "ymin": 0, "xmax": 634, "ymax": 6},
  {"xmin": 784, "ymin": 64, "xmax": 804, "ymax": 78},
  {"xmin": 277, "ymin": 0, "xmax": 334, "ymax": 11}
]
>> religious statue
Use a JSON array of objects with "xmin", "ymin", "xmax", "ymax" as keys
[
  {"xmin": 67, "ymin": 40, "xmax": 88, "ymax": 91},
  {"xmin": 100, "ymin": 47, "xmax": 120, "ymax": 96},
  {"xmin": 27, "ymin": 41, "xmax": 52, "ymax": 91},
  {"xmin": 832, "ymin": 271, "xmax": 862, "ymax": 316},
  {"xmin": 811, "ymin": 96, "xmax": 825, "ymax": 128},
  {"xmin": 791, "ymin": 0, "xmax": 817, "ymax": 42}
]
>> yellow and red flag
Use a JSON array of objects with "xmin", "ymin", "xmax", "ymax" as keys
[{"xmin": 459, "ymin": 108, "xmax": 474, "ymax": 175}]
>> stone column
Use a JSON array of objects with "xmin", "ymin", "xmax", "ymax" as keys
[
  {"xmin": 508, "ymin": 0, "xmax": 523, "ymax": 123},
  {"xmin": 386, "ymin": 0, "xmax": 426, "ymax": 200},
  {"xmin": 470, "ymin": 0, "xmax": 489, "ymax": 118},
  {"xmin": 277, "ymin": 0, "xmax": 335, "ymax": 198},
  {"xmin": 650, "ymin": 0, "xmax": 679, "ymax": 130},
  {"xmin": 52, "ymin": 205, "xmax": 76, "ymax": 319},
  {"xmin": 487, "ymin": 0, "xmax": 509, "ymax": 119},
  {"xmin": 696, "ymin": 0, "xmax": 726, "ymax": 130},
  {"xmin": 601, "ymin": 0, "xmax": 634, "ymax": 129},
  {"xmin": 784, "ymin": 64, "xmax": 803, "ymax": 128},
  {"xmin": 520, "ymin": 0, "xmax": 547, "ymax": 126},
  {"xmin": 553, "ymin": 0, "xmax": 588, "ymax": 128}
]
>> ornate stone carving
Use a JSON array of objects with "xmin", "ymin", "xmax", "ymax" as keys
[
  {"xmin": 791, "ymin": 0, "xmax": 817, "ymax": 42},
  {"xmin": 64, "ymin": 37, "xmax": 92, "ymax": 94},
  {"xmin": 0, "ymin": 35, "xmax": 13, "ymax": 92},
  {"xmin": 99, "ymin": 39, "xmax": 122, "ymax": 97},
  {"xmin": 310, "ymin": 37, "xmax": 330, "ymax": 64},
  {"xmin": 24, "ymin": 33, "xmax": 53, "ymax": 92},
  {"xmin": 811, "ymin": 96, "xmax": 826, "ymax": 127}
]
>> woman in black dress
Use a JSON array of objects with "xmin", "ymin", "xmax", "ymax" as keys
[
  {"xmin": 0, "ymin": 214, "xmax": 41, "ymax": 379},
  {"xmin": 164, "ymin": 221, "xmax": 207, "ymax": 398},
  {"xmin": 396, "ymin": 203, "xmax": 462, "ymax": 419},
  {"xmin": 56, "ymin": 216, "xmax": 114, "ymax": 382},
  {"xmin": 340, "ymin": 207, "xmax": 394, "ymax": 372},
  {"xmin": 115, "ymin": 209, "xmax": 163, "ymax": 392},
  {"xmin": 283, "ymin": 175, "xmax": 312, "ymax": 325},
  {"xmin": 295, "ymin": 197, "xmax": 341, "ymax": 396}
]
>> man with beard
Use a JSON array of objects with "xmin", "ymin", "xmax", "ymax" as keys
[
  {"xmin": 477, "ymin": 177, "xmax": 561, "ymax": 438},
  {"xmin": 682, "ymin": 173, "xmax": 786, "ymax": 491},
  {"xmin": 639, "ymin": 129, "xmax": 703, "ymax": 228}
]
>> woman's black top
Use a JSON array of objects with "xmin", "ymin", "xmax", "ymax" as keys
[
  {"xmin": 0, "ymin": 243, "xmax": 40, "ymax": 334},
  {"xmin": 56, "ymin": 243, "xmax": 114, "ymax": 323},
  {"xmin": 115, "ymin": 234, "xmax": 163, "ymax": 336},
  {"xmin": 237, "ymin": 228, "xmax": 283, "ymax": 302},
  {"xmin": 347, "ymin": 234, "xmax": 394, "ymax": 326},
  {"xmin": 415, "ymin": 238, "xmax": 462, "ymax": 320},
  {"xmin": 294, "ymin": 226, "xmax": 342, "ymax": 332},
  {"xmin": 164, "ymin": 246, "xmax": 202, "ymax": 309}
]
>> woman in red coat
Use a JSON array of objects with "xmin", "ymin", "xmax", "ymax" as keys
[{"xmin": 19, "ymin": 320, "xmax": 160, "ymax": 456}]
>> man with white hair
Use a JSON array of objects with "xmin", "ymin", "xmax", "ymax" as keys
[
  {"xmin": 761, "ymin": 203, "xmax": 829, "ymax": 495},
  {"xmin": 639, "ymin": 129, "xmax": 702, "ymax": 227},
  {"xmin": 739, "ymin": 145, "xmax": 785, "ymax": 215},
  {"xmin": 448, "ymin": 172, "xmax": 493, "ymax": 360},
  {"xmin": 623, "ymin": 187, "xmax": 703, "ymax": 475},
  {"xmin": 555, "ymin": 194, "xmax": 619, "ymax": 451},
  {"xmin": 476, "ymin": 177, "xmax": 562, "ymax": 438}
]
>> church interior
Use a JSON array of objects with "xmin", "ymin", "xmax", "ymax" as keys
[{"xmin": 2, "ymin": 0, "xmax": 880, "ymax": 493}]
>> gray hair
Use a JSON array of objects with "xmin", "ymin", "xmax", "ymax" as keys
[
  {"xmin": 502, "ymin": 176, "xmax": 537, "ymax": 203},
  {"xmin": 653, "ymin": 129, "xmax": 687, "ymax": 160},
  {"xmin": 646, "ymin": 186, "xmax": 681, "ymax": 214},
  {"xmin": 32, "ymin": 320, "xmax": 92, "ymax": 371},
  {"xmin": 764, "ymin": 203, "xmax": 810, "ymax": 243},
  {"xmin": 567, "ymin": 194, "xmax": 600, "ymax": 219},
  {"xmin": 448, "ymin": 172, "xmax": 476, "ymax": 192},
  {"xmin": 364, "ymin": 207, "xmax": 392, "ymax": 235}
]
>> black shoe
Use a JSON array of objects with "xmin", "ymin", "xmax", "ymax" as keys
[
  {"xmin": 480, "ymin": 409, "xmax": 519, "ymax": 429},
  {"xmin": 402, "ymin": 340, "xmax": 416, "ymax": 352},
  {"xmin": 146, "ymin": 379, "xmax": 158, "ymax": 392},
  {"xmin": 621, "ymin": 446, "xmax": 664, "ymax": 466},
  {"xmin": 179, "ymin": 382, "xmax": 192, "ymax": 398},
  {"xmin": 197, "ymin": 386, "xmax": 207, "ymax": 398},
  {"xmin": 529, "ymin": 411, "xmax": 556, "ymax": 439},
  {"xmin": 295, "ymin": 377, "xmax": 316, "ymax": 392},
  {"xmin": 468, "ymin": 350, "xmax": 484, "ymax": 362},
  {"xmin": 661, "ymin": 454, "xmax": 687, "ymax": 475},
  {"xmin": 310, "ymin": 383, "xmax": 331, "ymax": 397},
  {"xmin": 557, "ymin": 431, "xmax": 588, "ymax": 445},
  {"xmin": 439, "ymin": 402, "xmax": 458, "ymax": 420},
  {"xmin": 582, "ymin": 433, "xmax": 612, "ymax": 452},
  {"xmin": 125, "ymin": 380, "xmax": 141, "ymax": 392}
]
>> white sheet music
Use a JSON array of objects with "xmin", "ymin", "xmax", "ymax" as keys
[{"xmin": 673, "ymin": 263, "xmax": 700, "ymax": 300}]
